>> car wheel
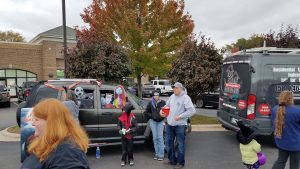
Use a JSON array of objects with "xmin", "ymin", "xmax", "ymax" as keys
[
  {"xmin": 196, "ymin": 98, "xmax": 205, "ymax": 108},
  {"xmin": 6, "ymin": 102, "xmax": 11, "ymax": 107}
]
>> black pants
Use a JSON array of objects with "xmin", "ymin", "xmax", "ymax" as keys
[
  {"xmin": 272, "ymin": 148, "xmax": 300, "ymax": 169},
  {"xmin": 121, "ymin": 137, "xmax": 134, "ymax": 162}
]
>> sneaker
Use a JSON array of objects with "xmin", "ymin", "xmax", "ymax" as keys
[
  {"xmin": 158, "ymin": 157, "xmax": 164, "ymax": 161},
  {"xmin": 174, "ymin": 164, "xmax": 184, "ymax": 169},
  {"xmin": 120, "ymin": 161, "xmax": 125, "ymax": 167},
  {"xmin": 129, "ymin": 160, "xmax": 134, "ymax": 166},
  {"xmin": 153, "ymin": 155, "xmax": 158, "ymax": 160}
]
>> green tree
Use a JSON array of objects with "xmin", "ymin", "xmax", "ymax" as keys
[
  {"xmin": 80, "ymin": 0, "xmax": 194, "ymax": 97},
  {"xmin": 0, "ymin": 30, "xmax": 25, "ymax": 42},
  {"xmin": 168, "ymin": 34, "xmax": 223, "ymax": 101},
  {"xmin": 66, "ymin": 37, "xmax": 131, "ymax": 82},
  {"xmin": 225, "ymin": 34, "xmax": 264, "ymax": 51}
]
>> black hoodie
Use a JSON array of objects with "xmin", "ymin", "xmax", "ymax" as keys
[{"xmin": 144, "ymin": 98, "xmax": 166, "ymax": 122}]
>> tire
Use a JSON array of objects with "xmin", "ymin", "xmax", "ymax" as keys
[
  {"xmin": 5, "ymin": 102, "xmax": 11, "ymax": 107},
  {"xmin": 196, "ymin": 98, "xmax": 205, "ymax": 108}
]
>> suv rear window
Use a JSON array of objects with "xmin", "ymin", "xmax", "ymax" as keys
[
  {"xmin": 221, "ymin": 63, "xmax": 251, "ymax": 95},
  {"xmin": 34, "ymin": 87, "xmax": 59, "ymax": 104}
]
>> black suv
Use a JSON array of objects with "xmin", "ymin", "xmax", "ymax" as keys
[
  {"xmin": 17, "ymin": 79, "xmax": 163, "ymax": 147},
  {"xmin": 0, "ymin": 83, "xmax": 11, "ymax": 107},
  {"xmin": 17, "ymin": 81, "xmax": 39, "ymax": 103}
]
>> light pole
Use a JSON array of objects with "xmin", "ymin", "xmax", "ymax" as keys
[{"xmin": 62, "ymin": 0, "xmax": 67, "ymax": 78}]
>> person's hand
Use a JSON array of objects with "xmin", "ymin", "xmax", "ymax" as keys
[
  {"xmin": 119, "ymin": 130, "xmax": 123, "ymax": 135},
  {"xmin": 121, "ymin": 128, "xmax": 127, "ymax": 135},
  {"xmin": 160, "ymin": 110, "xmax": 166, "ymax": 117},
  {"xmin": 174, "ymin": 115, "xmax": 181, "ymax": 121}
]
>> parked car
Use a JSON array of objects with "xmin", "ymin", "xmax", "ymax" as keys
[
  {"xmin": 142, "ymin": 83, "xmax": 156, "ymax": 97},
  {"xmin": 218, "ymin": 47, "xmax": 300, "ymax": 136},
  {"xmin": 127, "ymin": 84, "xmax": 138, "ymax": 96},
  {"xmin": 16, "ymin": 79, "xmax": 191, "ymax": 147},
  {"xmin": 151, "ymin": 79, "xmax": 173, "ymax": 96},
  {"xmin": 194, "ymin": 90, "xmax": 219, "ymax": 108},
  {"xmin": 18, "ymin": 81, "xmax": 39, "ymax": 103},
  {"xmin": 0, "ymin": 83, "xmax": 11, "ymax": 107}
]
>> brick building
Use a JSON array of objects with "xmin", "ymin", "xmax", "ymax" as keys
[{"xmin": 0, "ymin": 26, "xmax": 76, "ymax": 96}]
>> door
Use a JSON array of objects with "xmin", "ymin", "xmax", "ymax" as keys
[
  {"xmin": 98, "ymin": 89, "xmax": 123, "ymax": 139},
  {"xmin": 220, "ymin": 63, "xmax": 251, "ymax": 118},
  {"xmin": 76, "ymin": 85, "xmax": 100, "ymax": 139},
  {"xmin": 6, "ymin": 78, "xmax": 17, "ymax": 97}
]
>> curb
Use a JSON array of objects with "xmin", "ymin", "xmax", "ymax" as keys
[
  {"xmin": 0, "ymin": 127, "xmax": 20, "ymax": 142},
  {"xmin": 191, "ymin": 124, "xmax": 226, "ymax": 132}
]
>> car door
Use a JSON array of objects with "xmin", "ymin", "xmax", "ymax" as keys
[
  {"xmin": 98, "ymin": 88, "xmax": 145, "ymax": 140},
  {"xmin": 76, "ymin": 85, "xmax": 100, "ymax": 139}
]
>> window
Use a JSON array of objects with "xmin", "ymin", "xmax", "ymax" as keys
[
  {"xmin": 27, "ymin": 72, "xmax": 36, "ymax": 78},
  {"xmin": 0, "ymin": 70, "xmax": 5, "ymax": 77},
  {"xmin": 6, "ymin": 70, "xmax": 16, "ymax": 77},
  {"xmin": 17, "ymin": 70, "xmax": 26, "ymax": 77},
  {"xmin": 100, "ymin": 89, "xmax": 130, "ymax": 109},
  {"xmin": 56, "ymin": 70, "xmax": 64, "ymax": 78},
  {"xmin": 74, "ymin": 88, "xmax": 94, "ymax": 109}
]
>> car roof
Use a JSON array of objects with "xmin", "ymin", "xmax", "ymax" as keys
[{"xmin": 47, "ymin": 79, "xmax": 120, "ymax": 90}]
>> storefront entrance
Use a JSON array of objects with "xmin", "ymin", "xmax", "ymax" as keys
[{"xmin": 0, "ymin": 69, "xmax": 37, "ymax": 97}]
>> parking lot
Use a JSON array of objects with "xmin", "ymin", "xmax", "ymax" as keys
[{"xmin": 0, "ymin": 99, "xmax": 287, "ymax": 169}]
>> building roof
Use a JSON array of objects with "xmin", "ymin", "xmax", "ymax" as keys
[{"xmin": 30, "ymin": 25, "xmax": 76, "ymax": 44}]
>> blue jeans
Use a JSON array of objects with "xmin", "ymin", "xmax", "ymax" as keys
[
  {"xmin": 149, "ymin": 119, "xmax": 165, "ymax": 158},
  {"xmin": 166, "ymin": 125, "xmax": 185, "ymax": 166}
]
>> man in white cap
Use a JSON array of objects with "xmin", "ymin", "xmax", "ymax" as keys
[{"xmin": 160, "ymin": 82, "xmax": 196, "ymax": 169}]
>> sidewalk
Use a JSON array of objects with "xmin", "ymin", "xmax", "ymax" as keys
[
  {"xmin": 0, "ymin": 124, "xmax": 226, "ymax": 142},
  {"xmin": 0, "ymin": 127, "xmax": 20, "ymax": 142}
]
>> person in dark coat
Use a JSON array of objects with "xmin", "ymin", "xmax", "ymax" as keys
[
  {"xmin": 144, "ymin": 91, "xmax": 166, "ymax": 161},
  {"xmin": 20, "ymin": 99, "xmax": 90, "ymax": 169},
  {"xmin": 118, "ymin": 103, "xmax": 138, "ymax": 167}
]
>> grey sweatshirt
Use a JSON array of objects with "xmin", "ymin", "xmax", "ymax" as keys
[{"xmin": 166, "ymin": 90, "xmax": 196, "ymax": 126}]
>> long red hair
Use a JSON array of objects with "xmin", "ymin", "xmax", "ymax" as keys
[{"xmin": 28, "ymin": 99, "xmax": 89, "ymax": 162}]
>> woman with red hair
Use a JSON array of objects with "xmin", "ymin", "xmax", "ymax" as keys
[{"xmin": 21, "ymin": 98, "xmax": 90, "ymax": 169}]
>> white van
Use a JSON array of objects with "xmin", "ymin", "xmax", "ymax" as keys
[{"xmin": 151, "ymin": 80, "xmax": 173, "ymax": 96}]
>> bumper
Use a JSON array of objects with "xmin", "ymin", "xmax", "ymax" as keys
[
  {"xmin": 217, "ymin": 110, "xmax": 273, "ymax": 135},
  {"xmin": 0, "ymin": 97, "xmax": 10, "ymax": 103}
]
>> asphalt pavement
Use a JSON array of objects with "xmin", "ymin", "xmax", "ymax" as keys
[
  {"xmin": 0, "ymin": 102, "xmax": 18, "ymax": 130},
  {"xmin": 1, "ymin": 131, "xmax": 288, "ymax": 169}
]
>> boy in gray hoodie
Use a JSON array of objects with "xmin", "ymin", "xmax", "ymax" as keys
[{"xmin": 160, "ymin": 82, "xmax": 196, "ymax": 169}]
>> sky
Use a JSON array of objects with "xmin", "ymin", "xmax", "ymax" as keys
[{"xmin": 0, "ymin": 0, "xmax": 299, "ymax": 48}]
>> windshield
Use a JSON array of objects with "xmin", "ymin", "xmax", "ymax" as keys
[{"xmin": 221, "ymin": 63, "xmax": 251, "ymax": 96}]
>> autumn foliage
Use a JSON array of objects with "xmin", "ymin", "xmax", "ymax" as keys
[{"xmin": 79, "ymin": 0, "xmax": 194, "ymax": 96}]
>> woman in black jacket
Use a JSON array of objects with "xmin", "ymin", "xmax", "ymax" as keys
[{"xmin": 144, "ymin": 92, "xmax": 166, "ymax": 161}]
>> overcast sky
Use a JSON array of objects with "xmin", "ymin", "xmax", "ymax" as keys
[{"xmin": 1, "ymin": 0, "xmax": 299, "ymax": 48}]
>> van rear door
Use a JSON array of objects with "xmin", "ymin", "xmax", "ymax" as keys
[{"xmin": 220, "ymin": 62, "xmax": 251, "ymax": 118}]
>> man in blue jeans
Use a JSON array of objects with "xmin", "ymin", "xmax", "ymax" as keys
[
  {"xmin": 144, "ymin": 92, "xmax": 166, "ymax": 161},
  {"xmin": 160, "ymin": 82, "xmax": 196, "ymax": 169}
]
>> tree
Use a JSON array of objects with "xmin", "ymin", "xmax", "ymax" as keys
[
  {"xmin": 66, "ymin": 36, "xmax": 131, "ymax": 82},
  {"xmin": 168, "ymin": 34, "xmax": 223, "ymax": 101},
  {"xmin": 0, "ymin": 30, "xmax": 26, "ymax": 42},
  {"xmin": 225, "ymin": 34, "xmax": 264, "ymax": 52},
  {"xmin": 265, "ymin": 24, "xmax": 300, "ymax": 48},
  {"xmin": 80, "ymin": 0, "xmax": 194, "ymax": 97}
]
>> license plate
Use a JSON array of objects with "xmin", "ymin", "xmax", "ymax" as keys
[{"xmin": 231, "ymin": 117, "xmax": 238, "ymax": 125}]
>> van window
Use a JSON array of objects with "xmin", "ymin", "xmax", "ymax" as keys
[{"xmin": 221, "ymin": 64, "xmax": 251, "ymax": 96}]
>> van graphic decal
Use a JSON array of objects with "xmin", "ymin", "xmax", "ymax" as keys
[{"xmin": 224, "ymin": 65, "xmax": 242, "ymax": 96}]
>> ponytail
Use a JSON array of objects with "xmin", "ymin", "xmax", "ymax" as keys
[{"xmin": 274, "ymin": 91, "xmax": 294, "ymax": 138}]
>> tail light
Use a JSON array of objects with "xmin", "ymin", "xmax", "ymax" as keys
[
  {"xmin": 25, "ymin": 89, "xmax": 30, "ymax": 97},
  {"xmin": 247, "ymin": 94, "xmax": 256, "ymax": 120}
]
